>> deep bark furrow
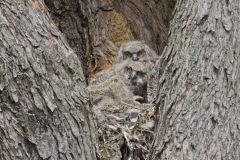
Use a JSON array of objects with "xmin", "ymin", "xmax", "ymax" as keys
[{"xmin": 0, "ymin": 1, "xmax": 97, "ymax": 159}]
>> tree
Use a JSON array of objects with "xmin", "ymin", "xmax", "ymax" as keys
[
  {"xmin": 2, "ymin": 0, "xmax": 239, "ymax": 159},
  {"xmin": 0, "ymin": 1, "xmax": 97, "ymax": 159},
  {"xmin": 151, "ymin": 0, "xmax": 240, "ymax": 159}
]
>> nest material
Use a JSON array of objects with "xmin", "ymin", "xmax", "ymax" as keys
[{"xmin": 94, "ymin": 98, "xmax": 155, "ymax": 160}]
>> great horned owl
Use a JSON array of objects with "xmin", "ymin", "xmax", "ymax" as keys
[
  {"xmin": 88, "ymin": 59, "xmax": 149, "ymax": 106},
  {"xmin": 117, "ymin": 41, "xmax": 159, "ymax": 103},
  {"xmin": 117, "ymin": 41, "xmax": 158, "ymax": 67},
  {"xmin": 121, "ymin": 60, "xmax": 148, "ymax": 102}
]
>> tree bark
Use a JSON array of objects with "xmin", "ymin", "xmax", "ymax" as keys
[
  {"xmin": 0, "ymin": 0, "xmax": 97, "ymax": 159},
  {"xmin": 151, "ymin": 0, "xmax": 240, "ymax": 159}
]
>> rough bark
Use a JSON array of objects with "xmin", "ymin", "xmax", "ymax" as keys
[
  {"xmin": 151, "ymin": 0, "xmax": 240, "ymax": 159},
  {"xmin": 43, "ymin": 0, "xmax": 90, "ymax": 81},
  {"xmin": 0, "ymin": 0, "xmax": 97, "ymax": 159}
]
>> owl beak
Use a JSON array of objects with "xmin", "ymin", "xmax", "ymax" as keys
[
  {"xmin": 130, "ymin": 71, "xmax": 137, "ymax": 79},
  {"xmin": 132, "ymin": 53, "xmax": 139, "ymax": 61},
  {"xmin": 137, "ymin": 78, "xmax": 143, "ymax": 84}
]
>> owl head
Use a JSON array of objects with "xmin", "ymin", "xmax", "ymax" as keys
[
  {"xmin": 122, "ymin": 60, "xmax": 148, "ymax": 86},
  {"xmin": 117, "ymin": 41, "xmax": 158, "ymax": 65}
]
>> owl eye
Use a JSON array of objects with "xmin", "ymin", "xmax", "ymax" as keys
[
  {"xmin": 123, "ymin": 51, "xmax": 132, "ymax": 60},
  {"xmin": 137, "ymin": 50, "xmax": 144, "ymax": 57},
  {"xmin": 127, "ymin": 67, "xmax": 132, "ymax": 72},
  {"xmin": 128, "ymin": 52, "xmax": 132, "ymax": 57},
  {"xmin": 137, "ymin": 71, "xmax": 145, "ymax": 77},
  {"xmin": 124, "ymin": 66, "xmax": 132, "ymax": 73},
  {"xmin": 125, "ymin": 67, "xmax": 132, "ymax": 78}
]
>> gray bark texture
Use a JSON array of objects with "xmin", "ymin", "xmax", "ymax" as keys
[
  {"xmin": 0, "ymin": 0, "xmax": 97, "ymax": 160},
  {"xmin": 151, "ymin": 0, "xmax": 240, "ymax": 159}
]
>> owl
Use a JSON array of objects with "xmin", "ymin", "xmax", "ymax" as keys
[
  {"xmin": 88, "ymin": 59, "xmax": 149, "ymax": 105},
  {"xmin": 121, "ymin": 60, "xmax": 148, "ymax": 102},
  {"xmin": 88, "ymin": 41, "xmax": 159, "ymax": 106}
]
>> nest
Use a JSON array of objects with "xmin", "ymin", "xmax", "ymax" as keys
[{"xmin": 93, "ymin": 99, "xmax": 155, "ymax": 160}]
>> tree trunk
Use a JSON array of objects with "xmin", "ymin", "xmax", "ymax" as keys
[
  {"xmin": 0, "ymin": 0, "xmax": 97, "ymax": 159},
  {"xmin": 151, "ymin": 0, "xmax": 240, "ymax": 159}
]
